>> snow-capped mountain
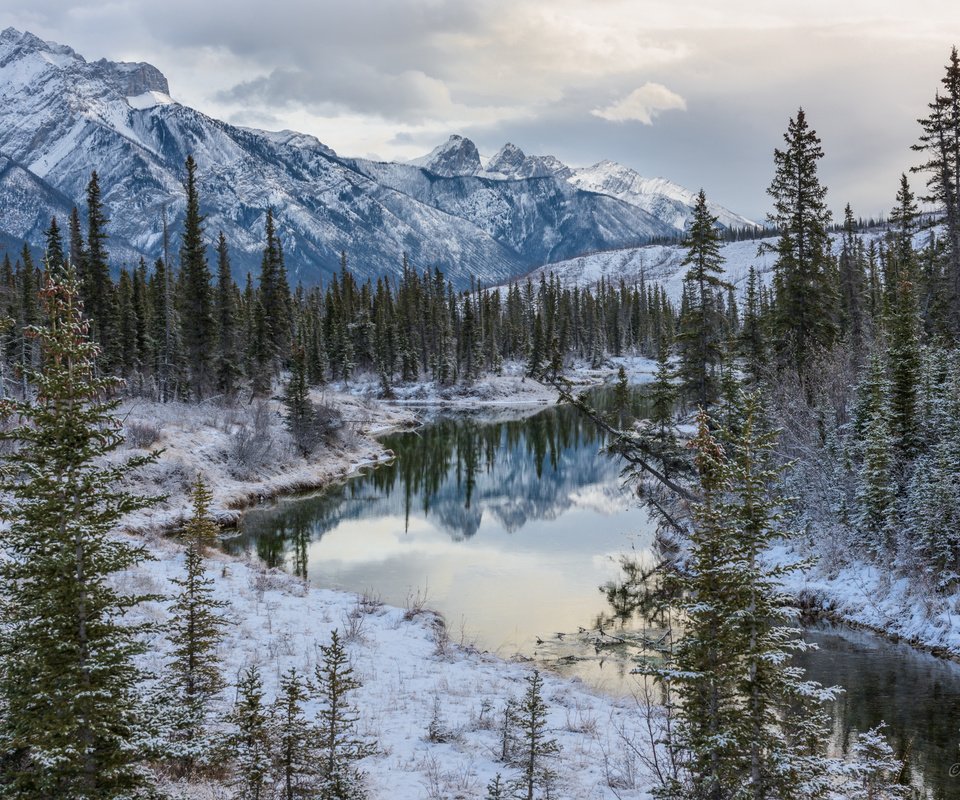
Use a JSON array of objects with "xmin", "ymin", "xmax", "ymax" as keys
[{"xmin": 0, "ymin": 28, "xmax": 755, "ymax": 286}]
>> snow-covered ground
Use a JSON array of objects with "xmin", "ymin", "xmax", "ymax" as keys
[
  {"xmin": 331, "ymin": 356, "xmax": 658, "ymax": 408},
  {"xmin": 135, "ymin": 534, "xmax": 656, "ymax": 799},
  {"xmin": 114, "ymin": 389, "xmax": 419, "ymax": 533},
  {"xmin": 772, "ymin": 542, "xmax": 960, "ymax": 659}
]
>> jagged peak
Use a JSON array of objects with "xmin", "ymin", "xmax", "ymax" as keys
[
  {"xmin": 486, "ymin": 142, "xmax": 526, "ymax": 174},
  {"xmin": 0, "ymin": 27, "xmax": 169, "ymax": 97},
  {"xmin": 409, "ymin": 134, "xmax": 482, "ymax": 177}
]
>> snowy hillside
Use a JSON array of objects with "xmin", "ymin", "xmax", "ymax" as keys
[
  {"xmin": 0, "ymin": 28, "xmax": 756, "ymax": 286},
  {"xmin": 515, "ymin": 225, "xmax": 939, "ymax": 301}
]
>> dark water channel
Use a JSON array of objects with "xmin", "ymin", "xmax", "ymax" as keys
[{"xmin": 226, "ymin": 389, "xmax": 960, "ymax": 799}]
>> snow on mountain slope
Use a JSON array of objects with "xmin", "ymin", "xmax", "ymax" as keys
[
  {"xmin": 518, "ymin": 237, "xmax": 777, "ymax": 300},
  {"xmin": 517, "ymin": 225, "xmax": 938, "ymax": 302},
  {"xmin": 0, "ymin": 27, "xmax": 757, "ymax": 288},
  {"xmin": 408, "ymin": 133, "xmax": 482, "ymax": 177},
  {"xmin": 566, "ymin": 160, "xmax": 757, "ymax": 233}
]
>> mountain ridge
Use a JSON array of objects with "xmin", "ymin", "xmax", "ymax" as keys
[{"xmin": 0, "ymin": 27, "xmax": 756, "ymax": 286}]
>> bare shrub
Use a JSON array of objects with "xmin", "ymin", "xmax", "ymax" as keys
[
  {"xmin": 126, "ymin": 420, "xmax": 161, "ymax": 449},
  {"xmin": 229, "ymin": 400, "xmax": 277, "ymax": 478},
  {"xmin": 403, "ymin": 585, "xmax": 430, "ymax": 620}
]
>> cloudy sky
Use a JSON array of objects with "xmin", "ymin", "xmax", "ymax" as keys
[{"xmin": 3, "ymin": 0, "xmax": 959, "ymax": 219}]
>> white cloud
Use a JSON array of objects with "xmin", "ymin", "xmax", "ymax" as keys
[{"xmin": 591, "ymin": 82, "xmax": 687, "ymax": 124}]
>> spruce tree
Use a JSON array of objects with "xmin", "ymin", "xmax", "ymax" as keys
[
  {"xmin": 854, "ymin": 355, "xmax": 897, "ymax": 556},
  {"xmin": 649, "ymin": 396, "xmax": 837, "ymax": 800},
  {"xmin": 284, "ymin": 344, "xmax": 319, "ymax": 456},
  {"xmin": 613, "ymin": 363, "xmax": 630, "ymax": 423},
  {"xmin": 766, "ymin": 108, "xmax": 837, "ymax": 388},
  {"xmin": 270, "ymin": 667, "xmax": 319, "ymax": 800},
  {"xmin": 912, "ymin": 47, "xmax": 960, "ymax": 332},
  {"xmin": 0, "ymin": 268, "xmax": 161, "ymax": 798},
  {"xmin": 510, "ymin": 670, "xmax": 559, "ymax": 800},
  {"xmin": 676, "ymin": 190, "xmax": 729, "ymax": 408},
  {"xmin": 215, "ymin": 231, "xmax": 242, "ymax": 398},
  {"xmin": 227, "ymin": 665, "xmax": 271, "ymax": 800},
  {"xmin": 179, "ymin": 155, "xmax": 216, "ymax": 399},
  {"xmin": 163, "ymin": 474, "xmax": 229, "ymax": 778},
  {"xmin": 314, "ymin": 629, "xmax": 373, "ymax": 800},
  {"xmin": 83, "ymin": 170, "xmax": 118, "ymax": 368}
]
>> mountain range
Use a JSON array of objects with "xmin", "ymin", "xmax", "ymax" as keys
[{"xmin": 0, "ymin": 27, "xmax": 755, "ymax": 287}]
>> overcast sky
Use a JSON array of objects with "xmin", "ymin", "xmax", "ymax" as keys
[{"xmin": 3, "ymin": 0, "xmax": 960, "ymax": 220}]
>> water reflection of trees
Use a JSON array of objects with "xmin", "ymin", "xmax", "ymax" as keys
[{"xmin": 227, "ymin": 387, "xmax": 653, "ymax": 571}]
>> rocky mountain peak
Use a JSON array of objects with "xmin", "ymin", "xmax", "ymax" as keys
[
  {"xmin": 93, "ymin": 58, "xmax": 170, "ymax": 97},
  {"xmin": 487, "ymin": 143, "xmax": 526, "ymax": 175},
  {"xmin": 411, "ymin": 135, "xmax": 482, "ymax": 177}
]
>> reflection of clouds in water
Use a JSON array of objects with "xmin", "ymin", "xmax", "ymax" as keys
[{"xmin": 568, "ymin": 484, "xmax": 632, "ymax": 514}]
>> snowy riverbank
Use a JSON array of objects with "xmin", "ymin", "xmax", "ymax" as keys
[
  {"xmin": 113, "ymin": 390, "xmax": 420, "ymax": 533},
  {"xmin": 135, "ymin": 534, "xmax": 655, "ymax": 799},
  {"xmin": 773, "ymin": 542, "xmax": 960, "ymax": 660}
]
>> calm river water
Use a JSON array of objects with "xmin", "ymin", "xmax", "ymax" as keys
[{"xmin": 226, "ymin": 390, "xmax": 960, "ymax": 799}]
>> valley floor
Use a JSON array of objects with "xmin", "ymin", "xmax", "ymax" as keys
[{"xmin": 108, "ymin": 358, "xmax": 959, "ymax": 796}]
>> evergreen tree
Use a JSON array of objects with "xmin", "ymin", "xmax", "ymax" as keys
[
  {"xmin": 215, "ymin": 231, "xmax": 242, "ymax": 398},
  {"xmin": 912, "ymin": 47, "xmax": 960, "ymax": 332},
  {"xmin": 854, "ymin": 355, "xmax": 897, "ymax": 557},
  {"xmin": 163, "ymin": 474, "xmax": 229, "ymax": 778},
  {"xmin": 0, "ymin": 268, "xmax": 161, "ymax": 798},
  {"xmin": 766, "ymin": 109, "xmax": 837, "ymax": 388},
  {"xmin": 738, "ymin": 266, "xmax": 766, "ymax": 385},
  {"xmin": 527, "ymin": 314, "xmax": 545, "ymax": 378},
  {"xmin": 284, "ymin": 344, "xmax": 320, "ymax": 456},
  {"xmin": 44, "ymin": 216, "xmax": 65, "ymax": 272},
  {"xmin": 227, "ymin": 665, "xmax": 271, "ymax": 800},
  {"xmin": 650, "ymin": 344, "xmax": 677, "ymax": 444},
  {"xmin": 510, "ymin": 670, "xmax": 559, "ymax": 800},
  {"xmin": 259, "ymin": 209, "xmax": 292, "ymax": 373},
  {"xmin": 314, "ymin": 629, "xmax": 373, "ymax": 800},
  {"xmin": 271, "ymin": 668, "xmax": 319, "ymax": 800},
  {"xmin": 83, "ymin": 170, "xmax": 118, "ymax": 368},
  {"xmin": 838, "ymin": 203, "xmax": 867, "ymax": 353},
  {"xmin": 650, "ymin": 395, "xmax": 836, "ymax": 800},
  {"xmin": 676, "ymin": 190, "xmax": 729, "ymax": 408},
  {"xmin": 613, "ymin": 364, "xmax": 630, "ymax": 425},
  {"xmin": 179, "ymin": 155, "xmax": 216, "ymax": 399}
]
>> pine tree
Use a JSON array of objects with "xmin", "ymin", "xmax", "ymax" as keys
[
  {"xmin": 259, "ymin": 209, "xmax": 292, "ymax": 374},
  {"xmin": 912, "ymin": 47, "xmax": 960, "ymax": 332},
  {"xmin": 766, "ymin": 108, "xmax": 837, "ymax": 388},
  {"xmin": 527, "ymin": 314, "xmax": 545, "ymax": 378},
  {"xmin": 854, "ymin": 355, "xmax": 897, "ymax": 557},
  {"xmin": 485, "ymin": 773, "xmax": 507, "ymax": 799},
  {"xmin": 650, "ymin": 343, "xmax": 677, "ymax": 444},
  {"xmin": 314, "ymin": 629, "xmax": 373, "ymax": 800},
  {"xmin": 179, "ymin": 155, "xmax": 216, "ymax": 399},
  {"xmin": 676, "ymin": 190, "xmax": 729, "ymax": 408},
  {"xmin": 840, "ymin": 725, "xmax": 908, "ymax": 800},
  {"xmin": 284, "ymin": 344, "xmax": 319, "ymax": 456},
  {"xmin": 510, "ymin": 670, "xmax": 559, "ymax": 800},
  {"xmin": 227, "ymin": 665, "xmax": 271, "ymax": 800},
  {"xmin": 215, "ymin": 231, "xmax": 242, "ymax": 397},
  {"xmin": 271, "ymin": 668, "xmax": 319, "ymax": 800},
  {"xmin": 648, "ymin": 395, "xmax": 837, "ymax": 800},
  {"xmin": 0, "ymin": 268, "xmax": 161, "ymax": 798},
  {"xmin": 83, "ymin": 170, "xmax": 118, "ymax": 368},
  {"xmin": 838, "ymin": 203, "xmax": 867, "ymax": 353},
  {"xmin": 163, "ymin": 474, "xmax": 229, "ymax": 778},
  {"xmin": 44, "ymin": 216, "xmax": 65, "ymax": 272}
]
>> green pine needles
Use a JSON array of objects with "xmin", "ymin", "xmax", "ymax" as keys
[{"xmin": 0, "ymin": 268, "xmax": 162, "ymax": 798}]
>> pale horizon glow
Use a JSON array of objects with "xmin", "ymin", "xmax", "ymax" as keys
[{"xmin": 1, "ymin": 0, "xmax": 959, "ymax": 220}]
